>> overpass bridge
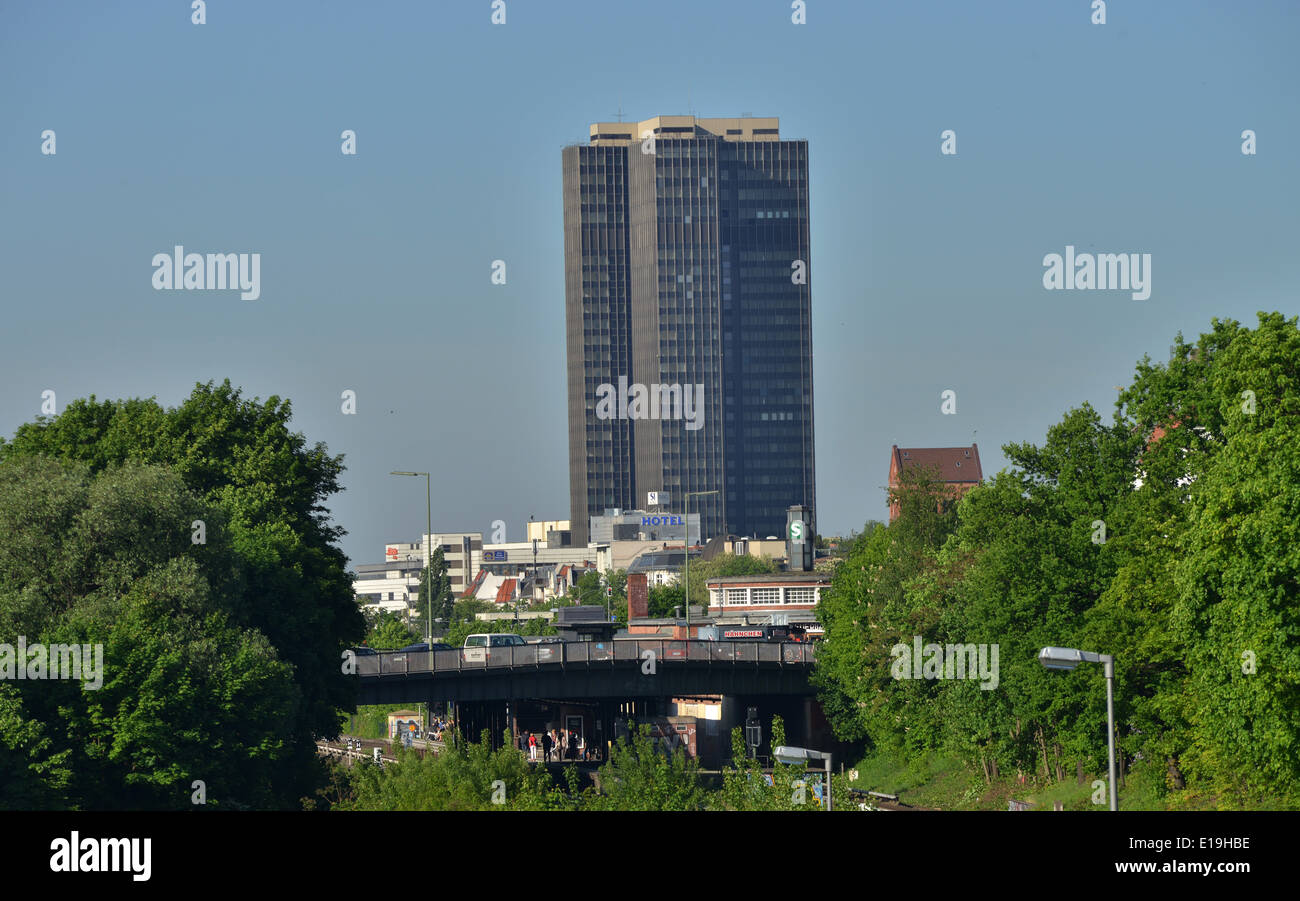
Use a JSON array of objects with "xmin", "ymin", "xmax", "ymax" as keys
[
  {"xmin": 355, "ymin": 638, "xmax": 816, "ymax": 704},
  {"xmin": 354, "ymin": 639, "xmax": 825, "ymax": 760}
]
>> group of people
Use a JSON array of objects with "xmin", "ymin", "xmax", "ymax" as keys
[
  {"xmin": 429, "ymin": 716, "xmax": 452, "ymax": 743},
  {"xmin": 526, "ymin": 728, "xmax": 591, "ymax": 762}
]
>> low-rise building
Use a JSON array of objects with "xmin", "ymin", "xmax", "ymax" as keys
[
  {"xmin": 589, "ymin": 508, "xmax": 700, "ymax": 544},
  {"xmin": 353, "ymin": 558, "xmax": 423, "ymax": 618},
  {"xmin": 704, "ymin": 571, "xmax": 831, "ymax": 615},
  {"xmin": 627, "ymin": 547, "xmax": 701, "ymax": 587},
  {"xmin": 888, "ymin": 444, "xmax": 983, "ymax": 522}
]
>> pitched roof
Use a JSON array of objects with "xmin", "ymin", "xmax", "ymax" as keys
[
  {"xmin": 494, "ymin": 578, "xmax": 517, "ymax": 604},
  {"xmin": 461, "ymin": 568, "xmax": 488, "ymax": 599},
  {"xmin": 891, "ymin": 444, "xmax": 983, "ymax": 484}
]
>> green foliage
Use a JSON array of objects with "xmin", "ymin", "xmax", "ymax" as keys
[
  {"xmin": 443, "ymin": 613, "xmax": 556, "ymax": 648},
  {"xmin": 341, "ymin": 730, "xmax": 570, "ymax": 810},
  {"xmin": 813, "ymin": 313, "xmax": 1300, "ymax": 808},
  {"xmin": 0, "ymin": 458, "xmax": 303, "ymax": 809},
  {"xmin": 683, "ymin": 553, "xmax": 779, "ymax": 608},
  {"xmin": 414, "ymin": 547, "xmax": 454, "ymax": 634},
  {"xmin": 364, "ymin": 610, "xmax": 419, "ymax": 650},
  {"xmin": 811, "ymin": 467, "xmax": 959, "ymax": 747},
  {"xmin": 648, "ymin": 582, "xmax": 685, "ymax": 618},
  {"xmin": 583, "ymin": 722, "xmax": 709, "ymax": 810},
  {"xmin": 0, "ymin": 380, "xmax": 364, "ymax": 809},
  {"xmin": 716, "ymin": 716, "xmax": 823, "ymax": 811},
  {"xmin": 569, "ymin": 569, "xmax": 626, "ymax": 623}
]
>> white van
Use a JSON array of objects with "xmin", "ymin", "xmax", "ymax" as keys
[{"xmin": 462, "ymin": 633, "xmax": 527, "ymax": 662}]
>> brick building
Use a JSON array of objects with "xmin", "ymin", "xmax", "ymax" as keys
[{"xmin": 888, "ymin": 444, "xmax": 983, "ymax": 522}]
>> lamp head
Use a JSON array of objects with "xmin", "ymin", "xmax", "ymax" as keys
[{"xmin": 1039, "ymin": 647, "xmax": 1083, "ymax": 671}]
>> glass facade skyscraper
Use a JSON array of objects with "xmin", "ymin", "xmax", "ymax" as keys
[{"xmin": 563, "ymin": 116, "xmax": 814, "ymax": 546}]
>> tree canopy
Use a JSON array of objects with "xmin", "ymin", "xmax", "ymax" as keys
[
  {"xmin": 0, "ymin": 380, "xmax": 363, "ymax": 809},
  {"xmin": 814, "ymin": 313, "xmax": 1300, "ymax": 807}
]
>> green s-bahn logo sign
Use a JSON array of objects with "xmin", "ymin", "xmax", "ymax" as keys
[{"xmin": 789, "ymin": 520, "xmax": 807, "ymax": 542}]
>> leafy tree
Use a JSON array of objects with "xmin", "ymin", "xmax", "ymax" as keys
[
  {"xmin": 648, "ymin": 582, "xmax": 685, "ymax": 618},
  {"xmin": 414, "ymin": 547, "xmax": 454, "ymax": 635},
  {"xmin": 1166, "ymin": 313, "xmax": 1300, "ymax": 802},
  {"xmin": 584, "ymin": 722, "xmax": 708, "ymax": 811},
  {"xmin": 811, "ymin": 313, "xmax": 1300, "ymax": 808},
  {"xmin": 0, "ymin": 458, "xmax": 302, "ymax": 809},
  {"xmin": 716, "ymin": 716, "xmax": 820, "ymax": 811},
  {"xmin": 364, "ymin": 610, "xmax": 419, "ymax": 649},
  {"xmin": 811, "ymin": 467, "xmax": 959, "ymax": 747},
  {"xmin": 343, "ymin": 729, "xmax": 570, "ymax": 810},
  {"xmin": 683, "ymin": 553, "xmax": 779, "ymax": 609},
  {"xmin": 569, "ymin": 569, "xmax": 627, "ymax": 622},
  {"xmin": 0, "ymin": 380, "xmax": 364, "ymax": 807}
]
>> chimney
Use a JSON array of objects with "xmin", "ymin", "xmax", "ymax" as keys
[{"xmin": 627, "ymin": 572, "xmax": 649, "ymax": 619}]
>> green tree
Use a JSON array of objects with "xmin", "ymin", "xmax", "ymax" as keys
[
  {"xmin": 811, "ymin": 467, "xmax": 959, "ymax": 748},
  {"xmin": 716, "ymin": 716, "xmax": 819, "ymax": 811},
  {"xmin": 812, "ymin": 313, "xmax": 1300, "ymax": 808},
  {"xmin": 683, "ymin": 553, "xmax": 779, "ymax": 609},
  {"xmin": 0, "ymin": 380, "xmax": 364, "ymax": 806},
  {"xmin": 1165, "ymin": 313, "xmax": 1300, "ymax": 803},
  {"xmin": 0, "ymin": 458, "xmax": 303, "ymax": 809},
  {"xmin": 648, "ymin": 582, "xmax": 685, "ymax": 618},
  {"xmin": 584, "ymin": 722, "xmax": 709, "ymax": 811},
  {"xmin": 365, "ymin": 610, "xmax": 419, "ymax": 649},
  {"xmin": 343, "ymin": 729, "xmax": 570, "ymax": 810},
  {"xmin": 414, "ymin": 547, "xmax": 454, "ymax": 635}
]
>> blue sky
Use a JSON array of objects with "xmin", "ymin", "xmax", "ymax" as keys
[{"xmin": 2, "ymin": 0, "xmax": 1296, "ymax": 567}]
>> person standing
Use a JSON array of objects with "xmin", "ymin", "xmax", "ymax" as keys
[
  {"xmin": 528, "ymin": 732, "xmax": 537, "ymax": 761},
  {"xmin": 560, "ymin": 729, "xmax": 569, "ymax": 761},
  {"xmin": 542, "ymin": 729, "xmax": 552, "ymax": 762}
]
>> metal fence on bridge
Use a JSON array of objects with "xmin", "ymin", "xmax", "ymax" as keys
[{"xmin": 357, "ymin": 640, "xmax": 816, "ymax": 676}]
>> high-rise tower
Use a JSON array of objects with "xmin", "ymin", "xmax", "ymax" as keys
[{"xmin": 563, "ymin": 116, "xmax": 814, "ymax": 545}]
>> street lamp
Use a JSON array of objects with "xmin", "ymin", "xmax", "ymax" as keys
[
  {"xmin": 682, "ymin": 489, "xmax": 718, "ymax": 633},
  {"xmin": 773, "ymin": 745, "xmax": 833, "ymax": 811},
  {"xmin": 391, "ymin": 471, "xmax": 432, "ymax": 644},
  {"xmin": 1038, "ymin": 646, "xmax": 1119, "ymax": 811}
]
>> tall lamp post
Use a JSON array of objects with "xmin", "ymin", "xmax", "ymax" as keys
[
  {"xmin": 1038, "ymin": 646, "xmax": 1119, "ymax": 811},
  {"xmin": 391, "ymin": 471, "xmax": 432, "ymax": 643},
  {"xmin": 682, "ymin": 489, "xmax": 718, "ymax": 633}
]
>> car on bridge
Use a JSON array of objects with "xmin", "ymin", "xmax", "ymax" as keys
[{"xmin": 462, "ymin": 633, "xmax": 526, "ymax": 663}]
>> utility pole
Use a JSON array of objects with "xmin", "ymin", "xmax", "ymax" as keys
[
  {"xmin": 683, "ymin": 490, "xmax": 718, "ymax": 633},
  {"xmin": 391, "ymin": 471, "xmax": 432, "ymax": 643}
]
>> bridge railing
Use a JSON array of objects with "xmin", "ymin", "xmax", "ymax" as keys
[{"xmin": 359, "ymin": 640, "xmax": 815, "ymax": 675}]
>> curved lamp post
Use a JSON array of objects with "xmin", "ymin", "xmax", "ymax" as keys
[{"xmin": 1038, "ymin": 646, "xmax": 1118, "ymax": 811}]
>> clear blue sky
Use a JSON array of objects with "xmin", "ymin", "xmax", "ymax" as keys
[{"xmin": 2, "ymin": 0, "xmax": 1296, "ymax": 568}]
